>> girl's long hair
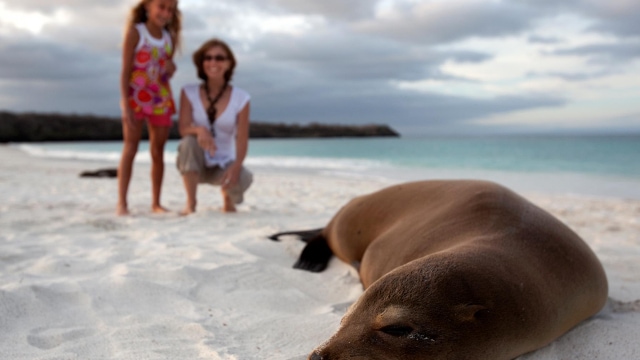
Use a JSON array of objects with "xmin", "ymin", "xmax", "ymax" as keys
[{"xmin": 127, "ymin": 0, "xmax": 181, "ymax": 50}]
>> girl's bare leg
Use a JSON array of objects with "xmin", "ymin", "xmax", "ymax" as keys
[
  {"xmin": 148, "ymin": 123, "xmax": 171, "ymax": 213},
  {"xmin": 117, "ymin": 119, "xmax": 144, "ymax": 215},
  {"xmin": 180, "ymin": 171, "xmax": 199, "ymax": 215}
]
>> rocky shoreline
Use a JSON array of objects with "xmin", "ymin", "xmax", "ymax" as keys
[{"xmin": 0, "ymin": 111, "xmax": 399, "ymax": 142}]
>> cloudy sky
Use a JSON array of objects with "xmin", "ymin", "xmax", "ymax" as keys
[{"xmin": 0, "ymin": 0, "xmax": 639, "ymax": 135}]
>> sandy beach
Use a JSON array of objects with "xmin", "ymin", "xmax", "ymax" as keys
[{"xmin": 1, "ymin": 144, "xmax": 639, "ymax": 359}]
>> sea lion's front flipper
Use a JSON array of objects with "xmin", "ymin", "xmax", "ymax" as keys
[{"xmin": 294, "ymin": 234, "xmax": 333, "ymax": 273}]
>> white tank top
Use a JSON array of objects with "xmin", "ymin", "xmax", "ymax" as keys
[{"xmin": 182, "ymin": 83, "xmax": 251, "ymax": 167}]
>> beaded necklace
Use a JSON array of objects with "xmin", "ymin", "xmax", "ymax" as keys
[{"xmin": 204, "ymin": 81, "xmax": 227, "ymax": 136}]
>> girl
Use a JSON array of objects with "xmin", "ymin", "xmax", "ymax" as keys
[
  {"xmin": 117, "ymin": 0, "xmax": 181, "ymax": 216},
  {"xmin": 176, "ymin": 39, "xmax": 253, "ymax": 214}
]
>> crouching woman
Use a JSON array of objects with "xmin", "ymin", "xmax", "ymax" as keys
[{"xmin": 176, "ymin": 38, "xmax": 252, "ymax": 214}]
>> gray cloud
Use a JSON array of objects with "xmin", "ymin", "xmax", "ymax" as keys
[
  {"xmin": 529, "ymin": 70, "xmax": 615, "ymax": 82},
  {"xmin": 263, "ymin": 0, "xmax": 375, "ymax": 20},
  {"xmin": 0, "ymin": 75, "xmax": 118, "ymax": 116},
  {"xmin": 239, "ymin": 59, "xmax": 566, "ymax": 134},
  {"xmin": 248, "ymin": 31, "xmax": 492, "ymax": 83},
  {"xmin": 516, "ymin": 0, "xmax": 640, "ymax": 37},
  {"xmin": 579, "ymin": 2, "xmax": 640, "ymax": 38},
  {"xmin": 591, "ymin": 18, "xmax": 640, "ymax": 38},
  {"xmin": 353, "ymin": 1, "xmax": 538, "ymax": 45},
  {"xmin": 551, "ymin": 41, "xmax": 640, "ymax": 64},
  {"xmin": 0, "ymin": 35, "xmax": 114, "ymax": 80},
  {"xmin": 2, "ymin": 0, "xmax": 123, "ymax": 14},
  {"xmin": 527, "ymin": 35, "xmax": 562, "ymax": 44}
]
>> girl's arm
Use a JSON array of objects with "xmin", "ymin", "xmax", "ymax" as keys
[
  {"xmin": 120, "ymin": 26, "xmax": 139, "ymax": 129},
  {"xmin": 166, "ymin": 33, "xmax": 177, "ymax": 78},
  {"xmin": 178, "ymin": 89, "xmax": 216, "ymax": 155},
  {"xmin": 222, "ymin": 102, "xmax": 250, "ymax": 189}
]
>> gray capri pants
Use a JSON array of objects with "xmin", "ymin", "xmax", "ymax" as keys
[{"xmin": 175, "ymin": 136, "xmax": 253, "ymax": 204}]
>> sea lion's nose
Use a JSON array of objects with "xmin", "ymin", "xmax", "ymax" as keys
[{"xmin": 309, "ymin": 352, "xmax": 325, "ymax": 360}]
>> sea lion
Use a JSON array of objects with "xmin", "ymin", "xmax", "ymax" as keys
[{"xmin": 269, "ymin": 180, "xmax": 608, "ymax": 360}]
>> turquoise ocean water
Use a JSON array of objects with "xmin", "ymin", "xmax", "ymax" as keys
[{"xmin": 15, "ymin": 135, "xmax": 640, "ymax": 199}]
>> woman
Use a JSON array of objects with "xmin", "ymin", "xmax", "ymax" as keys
[{"xmin": 176, "ymin": 38, "xmax": 252, "ymax": 214}]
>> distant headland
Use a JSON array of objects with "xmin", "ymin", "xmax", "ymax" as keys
[{"xmin": 0, "ymin": 111, "xmax": 399, "ymax": 142}]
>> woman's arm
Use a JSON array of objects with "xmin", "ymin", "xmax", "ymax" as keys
[
  {"xmin": 222, "ymin": 102, "xmax": 250, "ymax": 189},
  {"xmin": 120, "ymin": 26, "xmax": 139, "ymax": 129},
  {"xmin": 178, "ymin": 89, "xmax": 216, "ymax": 155}
]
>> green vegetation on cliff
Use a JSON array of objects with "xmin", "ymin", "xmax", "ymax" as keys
[{"xmin": 0, "ymin": 111, "xmax": 399, "ymax": 142}]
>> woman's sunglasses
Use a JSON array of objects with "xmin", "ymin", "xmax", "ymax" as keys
[{"xmin": 204, "ymin": 54, "xmax": 229, "ymax": 62}]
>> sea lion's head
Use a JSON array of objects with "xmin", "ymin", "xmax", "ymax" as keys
[{"xmin": 308, "ymin": 257, "xmax": 511, "ymax": 360}]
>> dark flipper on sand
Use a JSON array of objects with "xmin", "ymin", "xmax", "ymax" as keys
[
  {"xmin": 268, "ymin": 228, "xmax": 333, "ymax": 273},
  {"xmin": 294, "ymin": 234, "xmax": 333, "ymax": 272},
  {"xmin": 268, "ymin": 228, "xmax": 324, "ymax": 243},
  {"xmin": 79, "ymin": 168, "xmax": 118, "ymax": 178}
]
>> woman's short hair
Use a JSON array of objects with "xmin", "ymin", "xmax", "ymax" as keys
[{"xmin": 192, "ymin": 38, "xmax": 237, "ymax": 83}]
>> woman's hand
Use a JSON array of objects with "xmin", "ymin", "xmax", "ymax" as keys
[
  {"xmin": 221, "ymin": 163, "xmax": 241, "ymax": 190},
  {"xmin": 196, "ymin": 126, "xmax": 216, "ymax": 156}
]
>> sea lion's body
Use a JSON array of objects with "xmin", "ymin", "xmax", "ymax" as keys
[{"xmin": 271, "ymin": 180, "xmax": 608, "ymax": 360}]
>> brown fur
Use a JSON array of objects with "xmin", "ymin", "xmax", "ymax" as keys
[{"xmin": 309, "ymin": 180, "xmax": 608, "ymax": 360}]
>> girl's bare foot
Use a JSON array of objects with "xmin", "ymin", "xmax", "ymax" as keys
[
  {"xmin": 152, "ymin": 205, "xmax": 170, "ymax": 214},
  {"xmin": 117, "ymin": 203, "xmax": 130, "ymax": 216}
]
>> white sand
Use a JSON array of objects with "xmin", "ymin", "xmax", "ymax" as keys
[{"xmin": 1, "ymin": 144, "xmax": 639, "ymax": 359}]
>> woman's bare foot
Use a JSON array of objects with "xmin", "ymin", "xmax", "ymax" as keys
[
  {"xmin": 179, "ymin": 203, "xmax": 196, "ymax": 216},
  {"xmin": 222, "ymin": 194, "xmax": 236, "ymax": 213},
  {"xmin": 152, "ymin": 205, "xmax": 171, "ymax": 214},
  {"xmin": 222, "ymin": 204, "xmax": 237, "ymax": 213},
  {"xmin": 116, "ymin": 203, "xmax": 130, "ymax": 216}
]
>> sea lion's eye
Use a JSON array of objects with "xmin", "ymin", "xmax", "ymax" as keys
[
  {"xmin": 378, "ymin": 325, "xmax": 414, "ymax": 337},
  {"xmin": 378, "ymin": 325, "xmax": 438, "ymax": 343}
]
